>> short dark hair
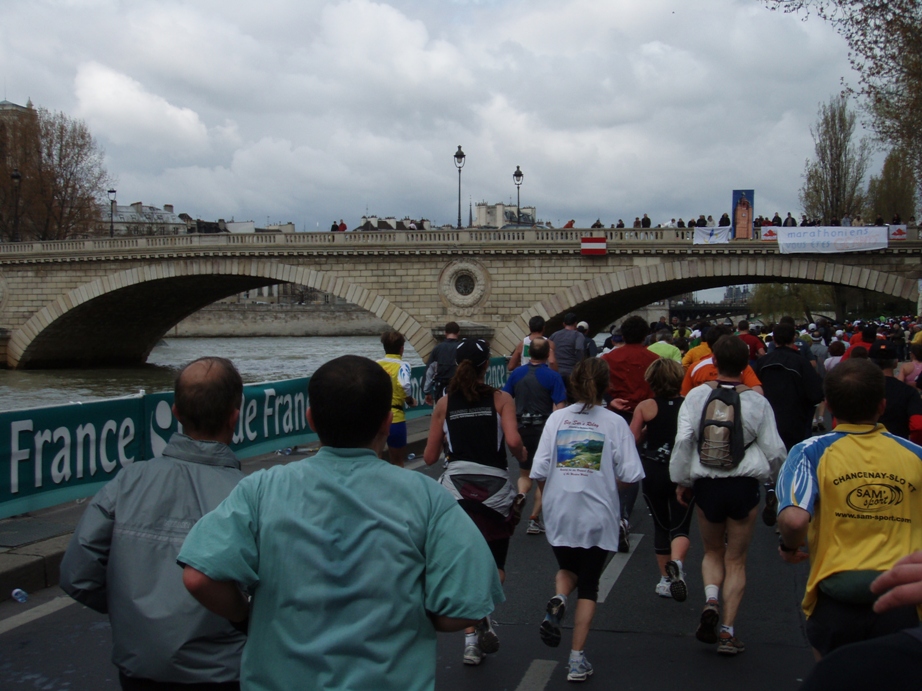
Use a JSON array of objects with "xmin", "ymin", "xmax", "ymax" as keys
[
  {"xmin": 444, "ymin": 321, "xmax": 460, "ymax": 335},
  {"xmin": 308, "ymin": 355, "xmax": 392, "ymax": 447},
  {"xmin": 174, "ymin": 357, "xmax": 243, "ymax": 437},
  {"xmin": 712, "ymin": 335, "xmax": 748, "ymax": 377},
  {"xmin": 620, "ymin": 315, "xmax": 649, "ymax": 344},
  {"xmin": 528, "ymin": 315, "xmax": 546, "ymax": 333},
  {"xmin": 738, "ymin": 320, "xmax": 749, "ymax": 331},
  {"xmin": 862, "ymin": 324, "xmax": 879, "ymax": 342},
  {"xmin": 824, "ymin": 359, "xmax": 884, "ymax": 423},
  {"xmin": 828, "ymin": 340, "xmax": 846, "ymax": 357},
  {"xmin": 773, "ymin": 323, "xmax": 796, "ymax": 347},
  {"xmin": 705, "ymin": 324, "xmax": 731, "ymax": 348},
  {"xmin": 564, "ymin": 312, "xmax": 578, "ymax": 326},
  {"xmin": 529, "ymin": 337, "xmax": 550, "ymax": 361},
  {"xmin": 381, "ymin": 330, "xmax": 405, "ymax": 355}
]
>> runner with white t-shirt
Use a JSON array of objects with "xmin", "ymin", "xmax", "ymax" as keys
[{"xmin": 530, "ymin": 358, "xmax": 644, "ymax": 682}]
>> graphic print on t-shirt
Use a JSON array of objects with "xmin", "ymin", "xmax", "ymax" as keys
[{"xmin": 555, "ymin": 429, "xmax": 604, "ymax": 471}]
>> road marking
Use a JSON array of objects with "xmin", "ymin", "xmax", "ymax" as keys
[
  {"xmin": 597, "ymin": 533, "xmax": 644, "ymax": 603},
  {"xmin": 0, "ymin": 597, "xmax": 76, "ymax": 635},
  {"xmin": 515, "ymin": 659, "xmax": 557, "ymax": 691}
]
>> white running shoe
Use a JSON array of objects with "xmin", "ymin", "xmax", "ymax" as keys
[
  {"xmin": 463, "ymin": 643, "xmax": 483, "ymax": 665},
  {"xmin": 655, "ymin": 576, "xmax": 673, "ymax": 598}
]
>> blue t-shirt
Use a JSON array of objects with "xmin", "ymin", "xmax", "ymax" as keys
[{"xmin": 178, "ymin": 447, "xmax": 504, "ymax": 691}]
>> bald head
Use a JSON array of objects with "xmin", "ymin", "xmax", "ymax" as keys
[
  {"xmin": 173, "ymin": 357, "xmax": 243, "ymax": 442},
  {"xmin": 529, "ymin": 337, "xmax": 550, "ymax": 362}
]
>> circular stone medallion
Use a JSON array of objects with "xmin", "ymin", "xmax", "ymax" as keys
[{"xmin": 439, "ymin": 260, "xmax": 490, "ymax": 310}]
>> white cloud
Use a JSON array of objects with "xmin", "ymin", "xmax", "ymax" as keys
[{"xmin": 1, "ymin": 0, "xmax": 884, "ymax": 229}]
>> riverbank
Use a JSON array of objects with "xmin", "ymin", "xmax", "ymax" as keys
[{"xmin": 168, "ymin": 302, "xmax": 389, "ymax": 338}]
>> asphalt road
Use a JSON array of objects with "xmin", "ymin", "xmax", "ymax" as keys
[{"xmin": 0, "ymin": 456, "xmax": 816, "ymax": 691}]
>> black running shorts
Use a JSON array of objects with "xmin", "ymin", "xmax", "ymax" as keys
[{"xmin": 692, "ymin": 476, "xmax": 761, "ymax": 523}]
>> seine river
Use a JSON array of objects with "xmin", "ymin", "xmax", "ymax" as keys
[{"xmin": 0, "ymin": 337, "xmax": 421, "ymax": 412}]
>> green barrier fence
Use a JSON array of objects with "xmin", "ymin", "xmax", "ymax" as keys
[{"xmin": 0, "ymin": 357, "xmax": 508, "ymax": 519}]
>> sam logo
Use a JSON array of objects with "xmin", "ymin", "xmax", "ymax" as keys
[{"xmin": 846, "ymin": 483, "xmax": 904, "ymax": 513}]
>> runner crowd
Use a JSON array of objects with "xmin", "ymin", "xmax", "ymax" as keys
[{"xmin": 56, "ymin": 313, "xmax": 922, "ymax": 690}]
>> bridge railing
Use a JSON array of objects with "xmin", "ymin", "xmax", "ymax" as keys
[{"xmin": 0, "ymin": 226, "xmax": 918, "ymax": 253}]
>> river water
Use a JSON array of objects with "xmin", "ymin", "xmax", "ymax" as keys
[{"xmin": 0, "ymin": 337, "xmax": 422, "ymax": 412}]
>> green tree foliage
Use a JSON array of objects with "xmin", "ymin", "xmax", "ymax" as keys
[
  {"xmin": 761, "ymin": 1, "xmax": 922, "ymax": 197},
  {"xmin": 0, "ymin": 104, "xmax": 110, "ymax": 241},
  {"xmin": 866, "ymin": 149, "xmax": 919, "ymax": 223},
  {"xmin": 799, "ymin": 94, "xmax": 870, "ymax": 222},
  {"xmin": 749, "ymin": 283, "xmax": 834, "ymax": 323}
]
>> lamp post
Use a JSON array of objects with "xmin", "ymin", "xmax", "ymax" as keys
[
  {"xmin": 513, "ymin": 165, "xmax": 523, "ymax": 226},
  {"xmin": 10, "ymin": 169, "xmax": 21, "ymax": 242},
  {"xmin": 454, "ymin": 146, "xmax": 465, "ymax": 229},
  {"xmin": 107, "ymin": 188, "xmax": 117, "ymax": 238}
]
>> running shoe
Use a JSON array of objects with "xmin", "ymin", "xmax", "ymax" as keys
[
  {"xmin": 665, "ymin": 560, "xmax": 687, "ymax": 602},
  {"xmin": 511, "ymin": 493, "xmax": 526, "ymax": 527},
  {"xmin": 655, "ymin": 576, "xmax": 672, "ymax": 598},
  {"xmin": 618, "ymin": 519, "xmax": 631, "ymax": 552},
  {"xmin": 695, "ymin": 599, "xmax": 720, "ymax": 645},
  {"xmin": 763, "ymin": 487, "xmax": 778, "ymax": 526},
  {"xmin": 567, "ymin": 656, "xmax": 594, "ymax": 682},
  {"xmin": 527, "ymin": 517, "xmax": 546, "ymax": 534},
  {"xmin": 539, "ymin": 595, "xmax": 566, "ymax": 647},
  {"xmin": 717, "ymin": 632, "xmax": 746, "ymax": 655},
  {"xmin": 463, "ymin": 643, "xmax": 484, "ymax": 666},
  {"xmin": 475, "ymin": 617, "xmax": 499, "ymax": 654}
]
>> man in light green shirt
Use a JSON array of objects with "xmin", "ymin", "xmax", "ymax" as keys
[
  {"xmin": 648, "ymin": 330, "xmax": 682, "ymax": 362},
  {"xmin": 179, "ymin": 355, "xmax": 504, "ymax": 691}
]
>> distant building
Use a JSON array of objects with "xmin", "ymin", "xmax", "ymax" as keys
[
  {"xmin": 474, "ymin": 201, "xmax": 540, "ymax": 228},
  {"xmin": 96, "ymin": 202, "xmax": 187, "ymax": 236},
  {"xmin": 356, "ymin": 216, "xmax": 431, "ymax": 231}
]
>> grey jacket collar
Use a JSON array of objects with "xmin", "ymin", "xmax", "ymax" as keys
[{"xmin": 161, "ymin": 433, "xmax": 241, "ymax": 470}]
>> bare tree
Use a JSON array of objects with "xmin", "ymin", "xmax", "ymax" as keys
[
  {"xmin": 0, "ymin": 105, "xmax": 110, "ymax": 241},
  {"xmin": 799, "ymin": 94, "xmax": 871, "ymax": 223},
  {"xmin": 761, "ymin": 1, "xmax": 922, "ymax": 196}
]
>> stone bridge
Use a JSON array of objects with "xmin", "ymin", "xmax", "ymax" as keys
[{"xmin": 0, "ymin": 227, "xmax": 919, "ymax": 368}]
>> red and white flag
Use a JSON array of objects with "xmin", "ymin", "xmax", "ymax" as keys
[{"xmin": 580, "ymin": 236, "xmax": 606, "ymax": 255}]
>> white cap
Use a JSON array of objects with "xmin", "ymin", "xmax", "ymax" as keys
[
  {"xmin": 577, "ymin": 321, "xmax": 589, "ymax": 331},
  {"xmin": 809, "ymin": 323, "xmax": 817, "ymax": 330}
]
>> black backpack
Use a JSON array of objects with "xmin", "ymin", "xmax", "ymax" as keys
[{"xmin": 697, "ymin": 382, "xmax": 750, "ymax": 469}]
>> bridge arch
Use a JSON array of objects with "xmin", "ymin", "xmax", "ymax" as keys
[
  {"xmin": 493, "ymin": 257, "xmax": 918, "ymax": 353},
  {"xmin": 8, "ymin": 259, "xmax": 429, "ymax": 369}
]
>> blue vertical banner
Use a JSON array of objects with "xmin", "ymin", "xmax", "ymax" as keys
[{"xmin": 731, "ymin": 190, "xmax": 755, "ymax": 240}]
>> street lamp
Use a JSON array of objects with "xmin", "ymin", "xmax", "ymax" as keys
[
  {"xmin": 108, "ymin": 188, "xmax": 117, "ymax": 238},
  {"xmin": 513, "ymin": 165, "xmax": 523, "ymax": 225},
  {"xmin": 454, "ymin": 146, "xmax": 465, "ymax": 229},
  {"xmin": 10, "ymin": 169, "xmax": 21, "ymax": 242}
]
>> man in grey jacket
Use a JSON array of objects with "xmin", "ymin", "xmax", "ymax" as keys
[{"xmin": 60, "ymin": 357, "xmax": 247, "ymax": 690}]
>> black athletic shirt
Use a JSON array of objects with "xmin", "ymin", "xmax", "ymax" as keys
[
  {"xmin": 641, "ymin": 396, "xmax": 683, "ymax": 463},
  {"xmin": 445, "ymin": 391, "xmax": 506, "ymax": 469}
]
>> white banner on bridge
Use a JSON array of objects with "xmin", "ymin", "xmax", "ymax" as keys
[
  {"xmin": 776, "ymin": 226, "xmax": 888, "ymax": 254},
  {"xmin": 693, "ymin": 227, "xmax": 731, "ymax": 244}
]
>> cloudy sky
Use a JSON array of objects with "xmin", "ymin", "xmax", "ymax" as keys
[{"xmin": 2, "ymin": 0, "xmax": 877, "ymax": 230}]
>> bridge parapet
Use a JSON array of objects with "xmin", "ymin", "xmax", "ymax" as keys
[{"xmin": 3, "ymin": 226, "xmax": 919, "ymax": 259}]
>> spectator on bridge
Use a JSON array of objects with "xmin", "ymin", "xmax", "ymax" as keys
[
  {"xmin": 180, "ymin": 355, "xmax": 503, "ymax": 690},
  {"xmin": 616, "ymin": 219, "xmax": 625, "ymax": 228},
  {"xmin": 772, "ymin": 212, "xmax": 783, "ymax": 226},
  {"xmin": 671, "ymin": 335, "xmax": 787, "ymax": 656},
  {"xmin": 776, "ymin": 358, "xmax": 922, "ymax": 660},
  {"xmin": 696, "ymin": 215, "xmax": 708, "ymax": 227},
  {"xmin": 377, "ymin": 330, "xmax": 416, "ymax": 467},
  {"xmin": 641, "ymin": 214, "xmax": 652, "ymax": 228},
  {"xmin": 61, "ymin": 357, "xmax": 248, "ymax": 690},
  {"xmin": 718, "ymin": 213, "xmax": 731, "ymax": 227},
  {"xmin": 590, "ymin": 219, "xmax": 603, "ymax": 229},
  {"xmin": 338, "ymin": 219, "xmax": 347, "ymax": 232},
  {"xmin": 677, "ymin": 218, "xmax": 686, "ymax": 228},
  {"xmin": 330, "ymin": 220, "xmax": 339, "ymax": 232},
  {"xmin": 563, "ymin": 219, "xmax": 576, "ymax": 228},
  {"xmin": 633, "ymin": 217, "xmax": 642, "ymax": 228},
  {"xmin": 782, "ymin": 213, "xmax": 797, "ymax": 227}
]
